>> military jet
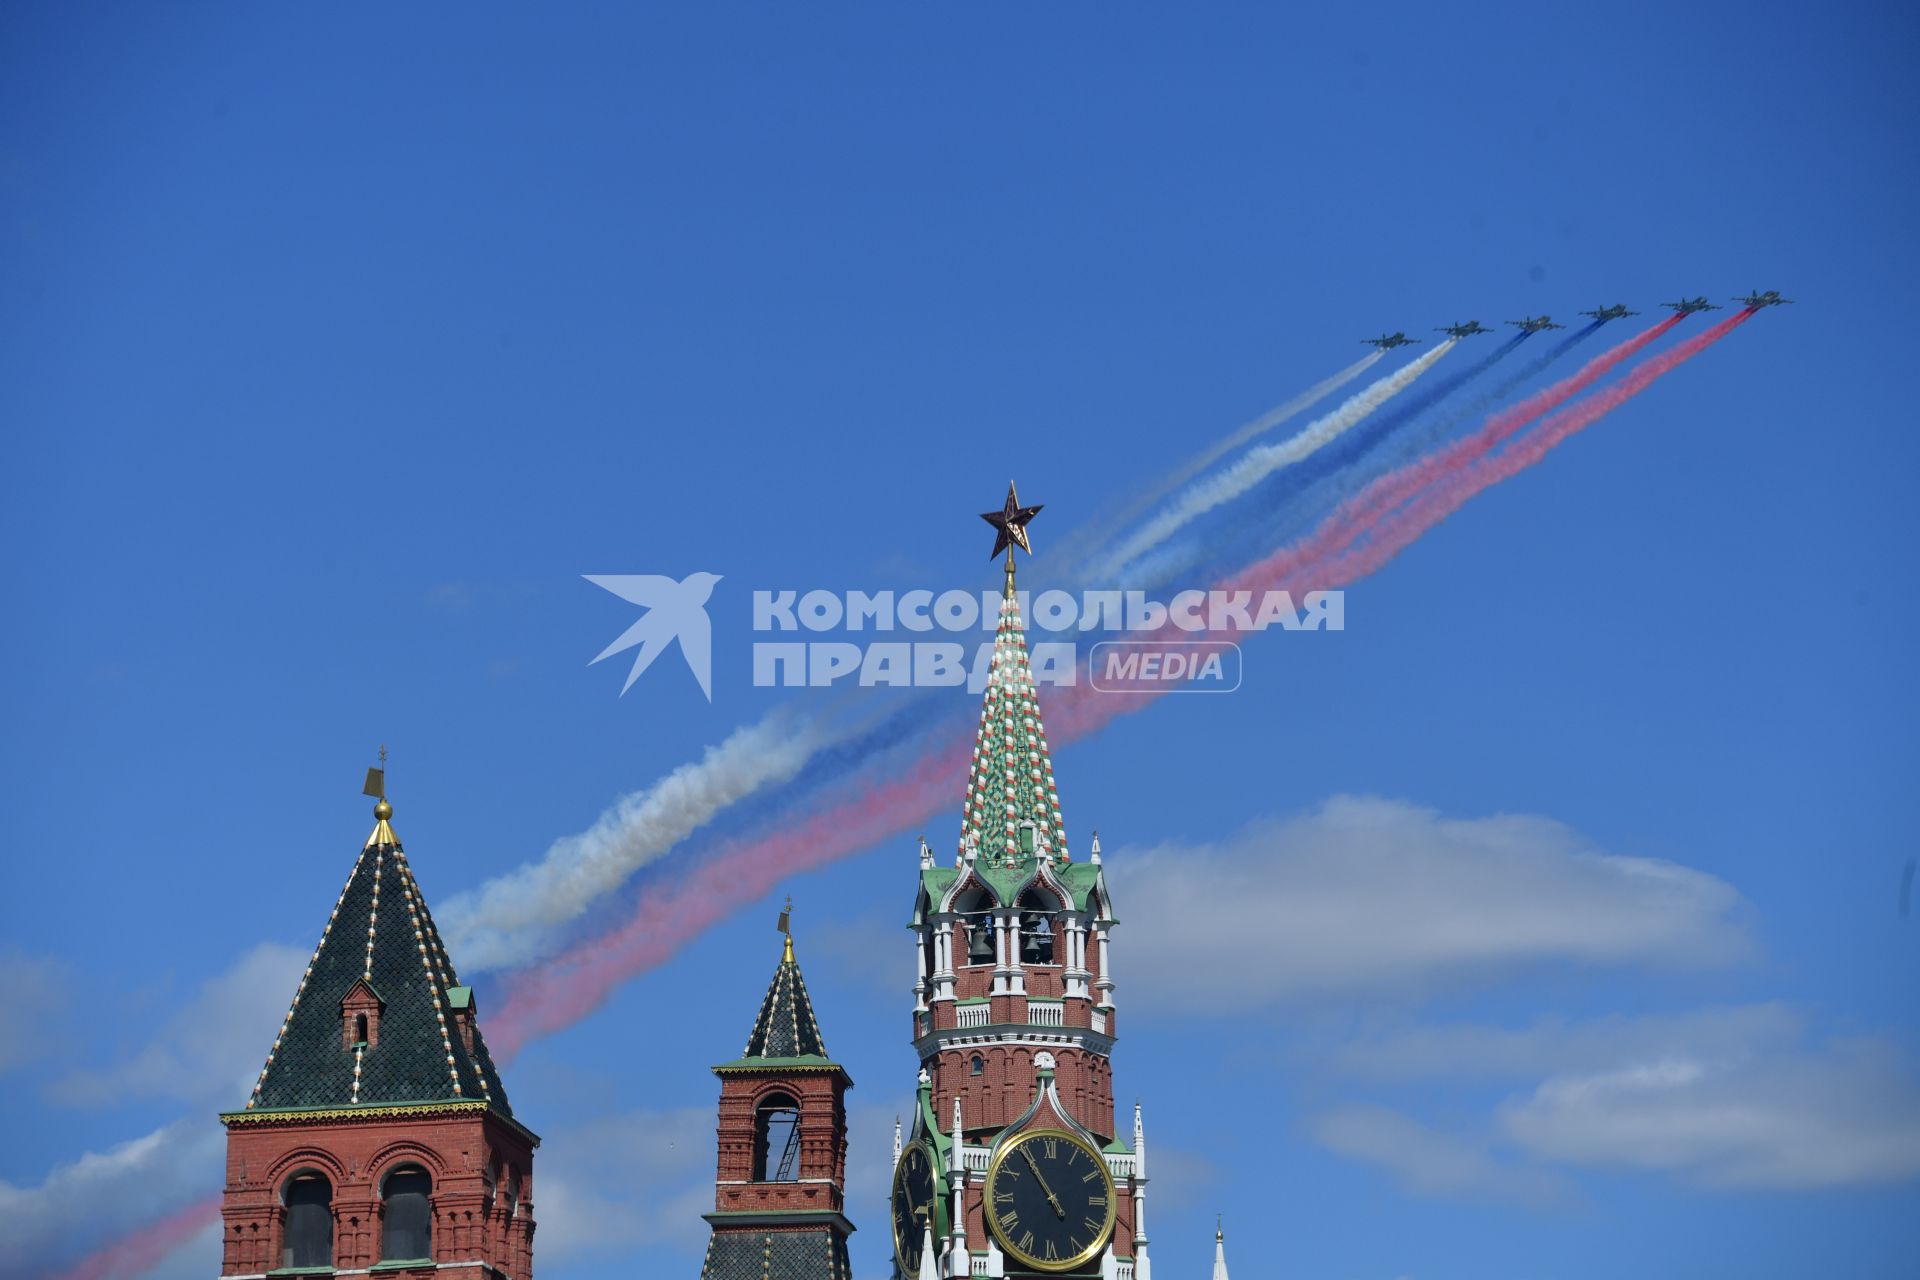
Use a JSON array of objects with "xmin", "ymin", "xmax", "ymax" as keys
[
  {"xmin": 1733, "ymin": 290, "xmax": 1793, "ymax": 309},
  {"xmin": 1580, "ymin": 304, "xmax": 1639, "ymax": 323},
  {"xmin": 1435, "ymin": 320, "xmax": 1491, "ymax": 339},
  {"xmin": 1507, "ymin": 315, "xmax": 1565, "ymax": 333},
  {"xmin": 1363, "ymin": 332, "xmax": 1419, "ymax": 350},
  {"xmin": 1663, "ymin": 296, "xmax": 1721, "ymax": 315}
]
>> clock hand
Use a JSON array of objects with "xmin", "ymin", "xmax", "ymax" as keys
[{"xmin": 1019, "ymin": 1147, "xmax": 1067, "ymax": 1218}]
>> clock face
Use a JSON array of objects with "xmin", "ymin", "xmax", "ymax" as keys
[
  {"xmin": 891, "ymin": 1140, "xmax": 938, "ymax": 1274},
  {"xmin": 983, "ymin": 1129, "xmax": 1116, "ymax": 1273}
]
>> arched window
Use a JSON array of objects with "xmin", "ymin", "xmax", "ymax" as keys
[
  {"xmin": 753, "ymin": 1092, "xmax": 802, "ymax": 1182},
  {"xmin": 970, "ymin": 1054, "xmax": 984, "ymax": 1077},
  {"xmin": 1017, "ymin": 889, "xmax": 1059, "ymax": 964},
  {"xmin": 954, "ymin": 886, "xmax": 997, "ymax": 966},
  {"xmin": 380, "ymin": 1165, "xmax": 433, "ymax": 1261},
  {"xmin": 282, "ymin": 1172, "xmax": 332, "ymax": 1268}
]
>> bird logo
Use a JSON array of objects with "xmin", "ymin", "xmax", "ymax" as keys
[{"xmin": 584, "ymin": 571, "xmax": 723, "ymax": 700}]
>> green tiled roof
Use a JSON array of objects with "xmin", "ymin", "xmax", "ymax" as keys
[
  {"xmin": 242, "ymin": 813, "xmax": 513, "ymax": 1117},
  {"xmin": 960, "ymin": 571, "xmax": 1068, "ymax": 868}
]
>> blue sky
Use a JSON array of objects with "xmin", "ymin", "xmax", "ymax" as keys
[{"xmin": 3, "ymin": 4, "xmax": 1918, "ymax": 1278}]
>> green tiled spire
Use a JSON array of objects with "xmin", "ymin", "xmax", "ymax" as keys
[
  {"xmin": 240, "ymin": 800, "xmax": 512, "ymax": 1115},
  {"xmin": 959, "ymin": 561, "xmax": 1067, "ymax": 866}
]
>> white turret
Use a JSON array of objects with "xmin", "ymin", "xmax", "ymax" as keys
[{"xmin": 1212, "ymin": 1219, "xmax": 1230, "ymax": 1280}]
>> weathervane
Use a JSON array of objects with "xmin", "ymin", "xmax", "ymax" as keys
[
  {"xmin": 777, "ymin": 895, "xmax": 794, "ymax": 962},
  {"xmin": 980, "ymin": 481, "xmax": 1043, "ymax": 570}
]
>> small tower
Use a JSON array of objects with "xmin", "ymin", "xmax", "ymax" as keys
[
  {"xmin": 698, "ymin": 909, "xmax": 855, "ymax": 1278},
  {"xmin": 1211, "ymin": 1219, "xmax": 1230, "ymax": 1280},
  {"xmin": 217, "ymin": 768, "xmax": 538, "ymax": 1278}
]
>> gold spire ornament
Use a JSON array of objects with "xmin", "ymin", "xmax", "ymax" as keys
[
  {"xmin": 777, "ymin": 895, "xmax": 794, "ymax": 963},
  {"xmin": 980, "ymin": 481, "xmax": 1043, "ymax": 568},
  {"xmin": 363, "ymin": 748, "xmax": 396, "ymax": 840}
]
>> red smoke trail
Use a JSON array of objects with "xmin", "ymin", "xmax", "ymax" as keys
[
  {"xmin": 49, "ymin": 1194, "xmax": 222, "ymax": 1280},
  {"xmin": 1343, "ymin": 311, "xmax": 1684, "ymax": 529},
  {"xmin": 493, "ymin": 315, "xmax": 1752, "ymax": 1050}
]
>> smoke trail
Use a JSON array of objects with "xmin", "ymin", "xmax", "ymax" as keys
[
  {"xmin": 1342, "ymin": 312, "xmax": 1683, "ymax": 531},
  {"xmin": 1353, "ymin": 309, "xmax": 1754, "ymax": 542},
  {"xmin": 1093, "ymin": 340, "xmax": 1457, "ymax": 576},
  {"xmin": 48, "ymin": 1194, "xmax": 220, "ymax": 1280},
  {"xmin": 1059, "ymin": 350, "xmax": 1386, "ymax": 566},
  {"xmin": 438, "ymin": 709, "xmax": 829, "ymax": 971},
  {"xmin": 491, "ymin": 315, "xmax": 1753, "ymax": 1050},
  {"xmin": 1174, "ymin": 318, "xmax": 1646, "ymax": 584}
]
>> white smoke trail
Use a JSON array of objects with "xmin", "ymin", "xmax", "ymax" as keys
[
  {"xmin": 1056, "ymin": 352, "xmax": 1385, "ymax": 573},
  {"xmin": 1093, "ymin": 340, "xmax": 1456, "ymax": 577},
  {"xmin": 439, "ymin": 710, "xmax": 827, "ymax": 971}
]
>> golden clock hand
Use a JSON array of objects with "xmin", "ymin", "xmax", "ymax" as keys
[{"xmin": 1020, "ymin": 1146, "xmax": 1066, "ymax": 1218}]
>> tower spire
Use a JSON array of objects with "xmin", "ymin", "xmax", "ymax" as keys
[{"xmin": 961, "ymin": 482, "xmax": 1066, "ymax": 865}]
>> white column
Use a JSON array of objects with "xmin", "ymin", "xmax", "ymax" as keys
[
  {"xmin": 1131, "ymin": 1101, "xmax": 1150, "ymax": 1280},
  {"xmin": 948, "ymin": 1098, "xmax": 968, "ymax": 1275},
  {"xmin": 933, "ymin": 919, "xmax": 956, "ymax": 1003},
  {"xmin": 1095, "ymin": 925, "xmax": 1115, "ymax": 1009}
]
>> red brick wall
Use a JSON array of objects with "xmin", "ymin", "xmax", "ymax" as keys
[{"xmin": 219, "ymin": 1109, "xmax": 534, "ymax": 1277}]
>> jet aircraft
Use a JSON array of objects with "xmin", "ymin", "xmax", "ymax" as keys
[
  {"xmin": 1733, "ymin": 290, "xmax": 1793, "ymax": 308},
  {"xmin": 1363, "ymin": 332, "xmax": 1419, "ymax": 350},
  {"xmin": 1580, "ymin": 304, "xmax": 1639, "ymax": 322},
  {"xmin": 1663, "ymin": 297, "xmax": 1721, "ymax": 315},
  {"xmin": 1435, "ymin": 320, "xmax": 1491, "ymax": 338},
  {"xmin": 1507, "ymin": 315, "xmax": 1565, "ymax": 333}
]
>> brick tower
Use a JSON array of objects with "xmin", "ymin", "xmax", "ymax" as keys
[
  {"xmin": 216, "ymin": 777, "xmax": 539, "ymax": 1278},
  {"xmin": 698, "ymin": 919, "xmax": 856, "ymax": 1279},
  {"xmin": 891, "ymin": 485, "xmax": 1150, "ymax": 1280}
]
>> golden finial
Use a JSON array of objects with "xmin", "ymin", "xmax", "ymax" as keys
[
  {"xmin": 363, "ymin": 749, "xmax": 395, "ymax": 835},
  {"xmin": 777, "ymin": 895, "xmax": 794, "ymax": 963}
]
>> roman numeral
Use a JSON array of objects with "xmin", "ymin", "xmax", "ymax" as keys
[
  {"xmin": 1087, "ymin": 1193, "xmax": 1107, "ymax": 1207},
  {"xmin": 1018, "ymin": 1230, "xmax": 1035, "ymax": 1252},
  {"xmin": 1081, "ymin": 1168, "xmax": 1101, "ymax": 1182},
  {"xmin": 993, "ymin": 1191, "xmax": 1013, "ymax": 1205},
  {"xmin": 1083, "ymin": 1216, "xmax": 1103, "ymax": 1235},
  {"xmin": 1000, "ymin": 1209, "xmax": 1019, "ymax": 1229},
  {"xmin": 1044, "ymin": 1241, "xmax": 1060, "ymax": 1261},
  {"xmin": 1043, "ymin": 1138, "xmax": 1059, "ymax": 1159}
]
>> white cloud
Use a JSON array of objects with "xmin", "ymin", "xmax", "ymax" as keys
[
  {"xmin": 1499, "ymin": 1036, "xmax": 1920, "ymax": 1190},
  {"xmin": 1312, "ymin": 1006, "xmax": 1920, "ymax": 1194},
  {"xmin": 1107, "ymin": 796, "xmax": 1749, "ymax": 1011},
  {"xmin": 0, "ymin": 1119, "xmax": 223, "ymax": 1280},
  {"xmin": 1326, "ymin": 1003, "xmax": 1807, "ymax": 1082},
  {"xmin": 1310, "ymin": 1105, "xmax": 1571, "ymax": 1206},
  {"xmin": 0, "ymin": 947, "xmax": 71, "ymax": 1073},
  {"xmin": 46, "ymin": 942, "xmax": 307, "ymax": 1110}
]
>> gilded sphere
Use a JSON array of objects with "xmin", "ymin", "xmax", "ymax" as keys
[{"xmin": 374, "ymin": 799, "xmax": 393, "ymax": 821}]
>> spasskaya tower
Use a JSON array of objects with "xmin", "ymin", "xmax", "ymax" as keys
[{"xmin": 890, "ymin": 485, "xmax": 1152, "ymax": 1280}]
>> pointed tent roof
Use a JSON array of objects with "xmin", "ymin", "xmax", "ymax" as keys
[
  {"xmin": 715, "ymin": 933, "xmax": 845, "ymax": 1075},
  {"xmin": 238, "ymin": 799, "xmax": 514, "ymax": 1116},
  {"xmin": 959, "ymin": 558, "xmax": 1067, "ymax": 870}
]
